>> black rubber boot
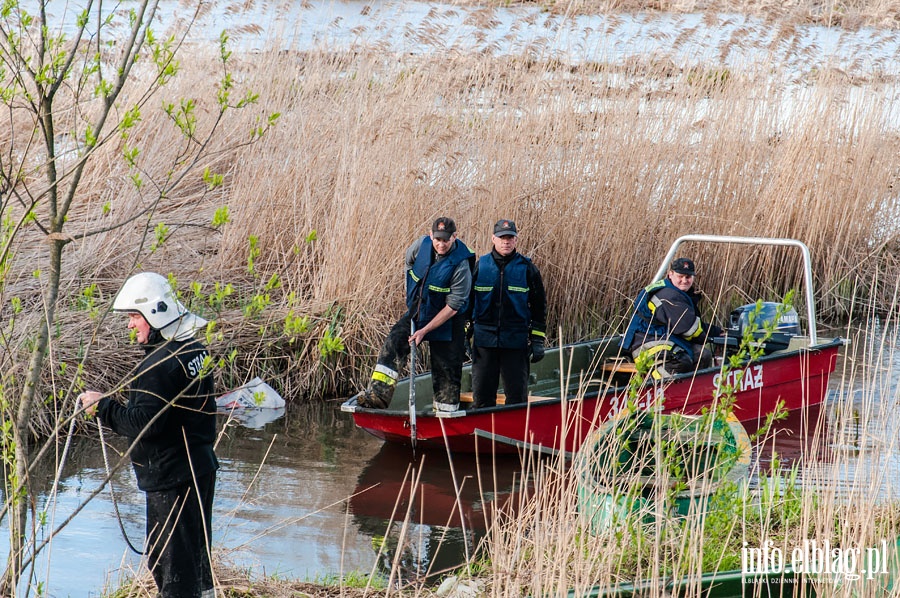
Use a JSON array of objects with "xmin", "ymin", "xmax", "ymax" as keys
[{"xmin": 359, "ymin": 380, "xmax": 394, "ymax": 409}]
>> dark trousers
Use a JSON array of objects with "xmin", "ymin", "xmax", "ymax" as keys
[
  {"xmin": 471, "ymin": 346, "xmax": 530, "ymax": 408},
  {"xmin": 146, "ymin": 471, "xmax": 215, "ymax": 598},
  {"xmin": 377, "ymin": 313, "xmax": 466, "ymax": 405}
]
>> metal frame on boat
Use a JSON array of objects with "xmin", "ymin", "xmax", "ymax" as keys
[{"xmin": 341, "ymin": 235, "xmax": 846, "ymax": 455}]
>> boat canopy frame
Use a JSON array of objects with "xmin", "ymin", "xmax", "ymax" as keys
[{"xmin": 652, "ymin": 235, "xmax": 819, "ymax": 346}]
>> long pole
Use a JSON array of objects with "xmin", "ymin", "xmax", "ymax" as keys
[{"xmin": 409, "ymin": 320, "xmax": 418, "ymax": 453}]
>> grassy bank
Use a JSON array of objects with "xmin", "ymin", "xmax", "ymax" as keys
[{"xmin": 3, "ymin": 3, "xmax": 900, "ymax": 412}]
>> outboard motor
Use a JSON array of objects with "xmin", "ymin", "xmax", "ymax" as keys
[{"xmin": 726, "ymin": 302, "xmax": 801, "ymax": 354}]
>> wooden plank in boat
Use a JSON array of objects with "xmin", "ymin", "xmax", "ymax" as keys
[{"xmin": 601, "ymin": 359, "xmax": 638, "ymax": 374}]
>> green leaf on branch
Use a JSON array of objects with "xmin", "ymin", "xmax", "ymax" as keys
[
  {"xmin": 218, "ymin": 31, "xmax": 232, "ymax": 63},
  {"xmin": 284, "ymin": 310, "xmax": 310, "ymax": 344},
  {"xmin": 235, "ymin": 89, "xmax": 259, "ymax": 109},
  {"xmin": 78, "ymin": 283, "xmax": 100, "ymax": 318},
  {"xmin": 151, "ymin": 222, "xmax": 169, "ymax": 252},
  {"xmin": 203, "ymin": 167, "xmax": 224, "ymax": 190},
  {"xmin": 318, "ymin": 330, "xmax": 345, "ymax": 360},
  {"xmin": 123, "ymin": 145, "xmax": 139, "ymax": 167},
  {"xmin": 84, "ymin": 124, "xmax": 97, "ymax": 148},
  {"xmin": 217, "ymin": 72, "xmax": 233, "ymax": 108},
  {"xmin": 164, "ymin": 98, "xmax": 197, "ymax": 138},
  {"xmin": 247, "ymin": 235, "xmax": 260, "ymax": 275},
  {"xmin": 251, "ymin": 112, "xmax": 281, "ymax": 140},
  {"xmin": 208, "ymin": 282, "xmax": 235, "ymax": 311},
  {"xmin": 212, "ymin": 206, "xmax": 230, "ymax": 228},
  {"xmin": 149, "ymin": 30, "xmax": 180, "ymax": 84},
  {"xmin": 94, "ymin": 79, "xmax": 113, "ymax": 99},
  {"xmin": 121, "ymin": 105, "xmax": 142, "ymax": 137},
  {"xmin": 243, "ymin": 292, "xmax": 270, "ymax": 319}
]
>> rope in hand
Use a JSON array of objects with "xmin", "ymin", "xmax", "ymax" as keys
[{"xmin": 96, "ymin": 415, "xmax": 144, "ymax": 555}]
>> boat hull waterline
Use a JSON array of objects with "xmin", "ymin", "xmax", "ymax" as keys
[{"xmin": 342, "ymin": 337, "xmax": 842, "ymax": 454}]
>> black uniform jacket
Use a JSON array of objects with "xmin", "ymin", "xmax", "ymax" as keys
[{"xmin": 97, "ymin": 337, "xmax": 218, "ymax": 492}]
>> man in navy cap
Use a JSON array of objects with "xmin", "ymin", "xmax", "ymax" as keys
[
  {"xmin": 469, "ymin": 219, "xmax": 547, "ymax": 408},
  {"xmin": 622, "ymin": 257, "xmax": 722, "ymax": 379},
  {"xmin": 360, "ymin": 217, "xmax": 475, "ymax": 412}
]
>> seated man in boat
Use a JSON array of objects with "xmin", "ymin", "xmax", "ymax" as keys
[
  {"xmin": 360, "ymin": 217, "xmax": 475, "ymax": 412},
  {"xmin": 469, "ymin": 219, "xmax": 547, "ymax": 408},
  {"xmin": 621, "ymin": 257, "xmax": 723, "ymax": 379}
]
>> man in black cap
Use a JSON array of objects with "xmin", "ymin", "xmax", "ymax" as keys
[
  {"xmin": 469, "ymin": 219, "xmax": 547, "ymax": 408},
  {"xmin": 360, "ymin": 217, "xmax": 475, "ymax": 412},
  {"xmin": 621, "ymin": 257, "xmax": 722, "ymax": 379}
]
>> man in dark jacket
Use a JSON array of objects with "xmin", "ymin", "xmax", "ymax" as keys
[
  {"xmin": 360, "ymin": 217, "xmax": 475, "ymax": 413},
  {"xmin": 470, "ymin": 219, "xmax": 547, "ymax": 408},
  {"xmin": 622, "ymin": 257, "xmax": 723, "ymax": 379},
  {"xmin": 80, "ymin": 272, "xmax": 217, "ymax": 598}
]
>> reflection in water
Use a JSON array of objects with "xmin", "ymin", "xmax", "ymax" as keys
[
  {"xmin": 349, "ymin": 443, "xmax": 525, "ymax": 584},
  {"xmin": 219, "ymin": 406, "xmax": 286, "ymax": 430},
  {"xmin": 742, "ymin": 322, "xmax": 900, "ymax": 500},
  {"xmin": 748, "ymin": 403, "xmax": 832, "ymax": 473}
]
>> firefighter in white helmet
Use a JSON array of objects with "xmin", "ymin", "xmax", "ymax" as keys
[{"xmin": 80, "ymin": 272, "xmax": 217, "ymax": 598}]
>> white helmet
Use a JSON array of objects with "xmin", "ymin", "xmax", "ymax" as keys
[{"xmin": 113, "ymin": 272, "xmax": 208, "ymax": 341}]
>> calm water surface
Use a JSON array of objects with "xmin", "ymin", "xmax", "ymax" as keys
[{"xmin": 7, "ymin": 401, "xmax": 523, "ymax": 597}]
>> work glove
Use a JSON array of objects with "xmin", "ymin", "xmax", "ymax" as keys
[
  {"xmin": 707, "ymin": 324, "xmax": 725, "ymax": 339},
  {"xmin": 530, "ymin": 336, "xmax": 545, "ymax": 363}
]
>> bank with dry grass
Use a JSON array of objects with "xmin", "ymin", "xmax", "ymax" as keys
[{"xmin": 4, "ymin": 4, "xmax": 900, "ymax": 415}]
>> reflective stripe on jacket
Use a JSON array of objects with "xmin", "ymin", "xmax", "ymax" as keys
[
  {"xmin": 622, "ymin": 278, "xmax": 703, "ymax": 359},
  {"xmin": 472, "ymin": 252, "xmax": 533, "ymax": 348},
  {"xmin": 406, "ymin": 236, "xmax": 475, "ymax": 341}
]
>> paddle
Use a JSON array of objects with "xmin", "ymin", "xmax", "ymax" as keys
[{"xmin": 409, "ymin": 320, "xmax": 418, "ymax": 453}]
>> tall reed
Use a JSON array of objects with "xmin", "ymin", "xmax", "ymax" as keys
[{"xmin": 4, "ymin": 8, "xmax": 900, "ymax": 405}]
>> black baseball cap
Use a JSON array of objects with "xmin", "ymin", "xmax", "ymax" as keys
[
  {"xmin": 432, "ymin": 217, "xmax": 457, "ymax": 241},
  {"xmin": 493, "ymin": 219, "xmax": 518, "ymax": 237},
  {"xmin": 670, "ymin": 257, "xmax": 696, "ymax": 275}
]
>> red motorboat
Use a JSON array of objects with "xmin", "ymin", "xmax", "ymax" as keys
[{"xmin": 342, "ymin": 235, "xmax": 846, "ymax": 455}]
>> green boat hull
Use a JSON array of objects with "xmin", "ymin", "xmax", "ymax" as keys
[{"xmin": 574, "ymin": 411, "xmax": 752, "ymax": 534}]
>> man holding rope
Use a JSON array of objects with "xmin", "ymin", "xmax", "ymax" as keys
[{"xmin": 80, "ymin": 272, "xmax": 218, "ymax": 598}]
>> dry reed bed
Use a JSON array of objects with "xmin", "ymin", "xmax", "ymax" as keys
[
  {"xmin": 3, "ymin": 15, "xmax": 900, "ymax": 408},
  {"xmin": 501, "ymin": 0, "xmax": 900, "ymax": 29}
]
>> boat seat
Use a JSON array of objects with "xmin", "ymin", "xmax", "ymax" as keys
[
  {"xmin": 601, "ymin": 359, "xmax": 638, "ymax": 374},
  {"xmin": 786, "ymin": 336, "xmax": 810, "ymax": 351},
  {"xmin": 459, "ymin": 392, "xmax": 550, "ymax": 406}
]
